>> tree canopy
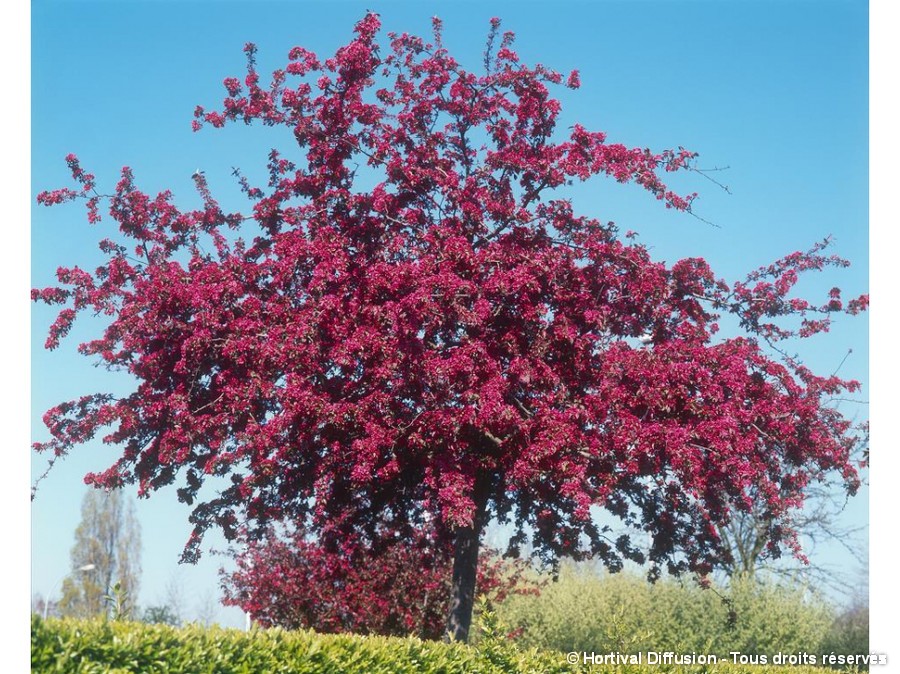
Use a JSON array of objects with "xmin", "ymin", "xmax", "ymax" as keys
[{"xmin": 33, "ymin": 14, "xmax": 866, "ymax": 641}]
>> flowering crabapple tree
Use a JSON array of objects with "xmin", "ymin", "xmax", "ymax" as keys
[
  {"xmin": 220, "ymin": 525, "xmax": 535, "ymax": 639},
  {"xmin": 33, "ymin": 14, "xmax": 868, "ymax": 642}
]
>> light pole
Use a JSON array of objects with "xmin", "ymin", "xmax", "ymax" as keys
[{"xmin": 43, "ymin": 564, "xmax": 96, "ymax": 619}]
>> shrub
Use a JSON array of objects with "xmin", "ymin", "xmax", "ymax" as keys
[
  {"xmin": 821, "ymin": 602, "xmax": 869, "ymax": 669},
  {"xmin": 495, "ymin": 563, "xmax": 835, "ymax": 657},
  {"xmin": 220, "ymin": 526, "xmax": 536, "ymax": 640}
]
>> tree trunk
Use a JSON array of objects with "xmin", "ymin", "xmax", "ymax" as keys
[{"xmin": 446, "ymin": 471, "xmax": 490, "ymax": 643}]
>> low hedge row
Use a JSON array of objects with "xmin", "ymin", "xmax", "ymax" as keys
[
  {"xmin": 30, "ymin": 612, "xmax": 593, "ymax": 674},
  {"xmin": 32, "ymin": 610, "xmax": 834, "ymax": 674}
]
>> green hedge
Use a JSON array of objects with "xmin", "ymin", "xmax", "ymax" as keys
[
  {"xmin": 33, "ymin": 608, "xmax": 836, "ymax": 674},
  {"xmin": 31, "ymin": 611, "xmax": 593, "ymax": 674}
]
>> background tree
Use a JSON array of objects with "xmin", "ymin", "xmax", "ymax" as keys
[
  {"xmin": 141, "ymin": 604, "xmax": 181, "ymax": 627},
  {"xmin": 33, "ymin": 14, "xmax": 867, "ymax": 641},
  {"xmin": 715, "ymin": 484, "xmax": 866, "ymax": 587},
  {"xmin": 193, "ymin": 589, "xmax": 220, "ymax": 627},
  {"xmin": 57, "ymin": 489, "xmax": 141, "ymax": 619},
  {"xmin": 162, "ymin": 572, "xmax": 188, "ymax": 627},
  {"xmin": 821, "ymin": 562, "xmax": 869, "ymax": 657},
  {"xmin": 714, "ymin": 424, "xmax": 868, "ymax": 597},
  {"xmin": 139, "ymin": 571, "xmax": 187, "ymax": 626}
]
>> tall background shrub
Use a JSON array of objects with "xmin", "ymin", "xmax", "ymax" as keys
[{"xmin": 494, "ymin": 563, "xmax": 835, "ymax": 657}]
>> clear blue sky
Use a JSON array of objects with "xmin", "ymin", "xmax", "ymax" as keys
[{"xmin": 31, "ymin": 0, "xmax": 871, "ymax": 629}]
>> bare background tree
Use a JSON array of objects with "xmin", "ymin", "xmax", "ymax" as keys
[
  {"xmin": 57, "ymin": 489, "xmax": 142, "ymax": 619},
  {"xmin": 715, "ymin": 423, "xmax": 868, "ymax": 599},
  {"xmin": 163, "ymin": 571, "xmax": 188, "ymax": 624},
  {"xmin": 194, "ymin": 588, "xmax": 220, "ymax": 627}
]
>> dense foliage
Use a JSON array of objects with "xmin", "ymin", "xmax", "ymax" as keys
[
  {"xmin": 32, "ymin": 612, "xmax": 841, "ymax": 674},
  {"xmin": 33, "ymin": 14, "xmax": 866, "ymax": 639},
  {"xmin": 494, "ymin": 564, "xmax": 840, "ymax": 657},
  {"xmin": 820, "ymin": 602, "xmax": 869, "ymax": 665},
  {"xmin": 220, "ymin": 526, "xmax": 536, "ymax": 639}
]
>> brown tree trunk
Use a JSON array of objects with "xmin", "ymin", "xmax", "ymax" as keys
[{"xmin": 446, "ymin": 471, "xmax": 490, "ymax": 643}]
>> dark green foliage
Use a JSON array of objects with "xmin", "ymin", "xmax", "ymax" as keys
[
  {"xmin": 820, "ymin": 603, "xmax": 869, "ymax": 670},
  {"xmin": 141, "ymin": 605, "xmax": 181, "ymax": 627}
]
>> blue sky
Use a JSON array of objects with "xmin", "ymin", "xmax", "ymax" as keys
[{"xmin": 30, "ymin": 0, "xmax": 873, "ymax": 632}]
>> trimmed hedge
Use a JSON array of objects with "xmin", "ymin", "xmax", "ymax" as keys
[
  {"xmin": 31, "ymin": 612, "xmax": 591, "ymax": 674},
  {"xmin": 33, "ymin": 610, "xmax": 835, "ymax": 674}
]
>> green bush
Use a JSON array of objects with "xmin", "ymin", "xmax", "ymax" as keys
[
  {"xmin": 31, "ymin": 608, "xmax": 835, "ymax": 674},
  {"xmin": 820, "ymin": 602, "xmax": 869, "ymax": 669},
  {"xmin": 494, "ymin": 564, "xmax": 836, "ymax": 658}
]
